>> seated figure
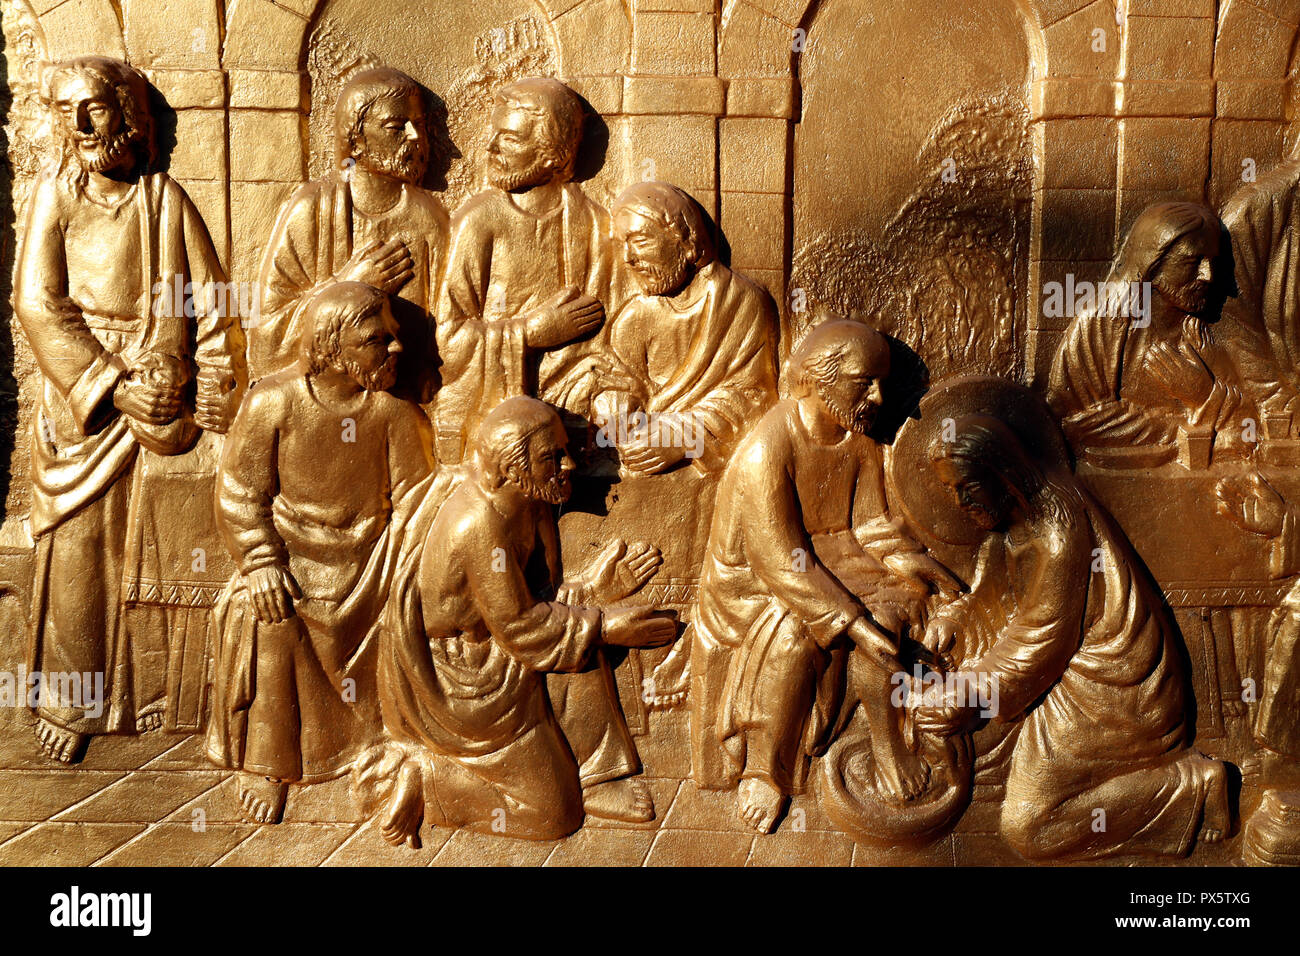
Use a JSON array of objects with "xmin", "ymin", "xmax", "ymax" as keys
[
  {"xmin": 1048, "ymin": 201, "xmax": 1247, "ymax": 457},
  {"xmin": 691, "ymin": 320, "xmax": 960, "ymax": 833},
  {"xmin": 356, "ymin": 396, "xmax": 676, "ymax": 844}
]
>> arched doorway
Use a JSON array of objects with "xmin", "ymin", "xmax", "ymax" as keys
[{"xmin": 791, "ymin": 0, "xmax": 1037, "ymax": 383}]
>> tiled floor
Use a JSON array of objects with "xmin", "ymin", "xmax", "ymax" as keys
[{"xmin": 0, "ymin": 703, "xmax": 1259, "ymax": 866}]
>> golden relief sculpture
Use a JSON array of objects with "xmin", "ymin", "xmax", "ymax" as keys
[{"xmin": 4, "ymin": 0, "xmax": 1300, "ymax": 871}]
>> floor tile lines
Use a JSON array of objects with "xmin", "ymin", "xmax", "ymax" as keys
[{"xmin": 81, "ymin": 774, "xmax": 233, "ymax": 864}]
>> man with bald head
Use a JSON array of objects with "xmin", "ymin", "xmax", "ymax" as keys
[
  {"xmin": 361, "ymin": 396, "xmax": 675, "ymax": 844},
  {"xmin": 690, "ymin": 320, "xmax": 960, "ymax": 832},
  {"xmin": 251, "ymin": 66, "xmax": 447, "ymax": 401},
  {"xmin": 435, "ymin": 77, "xmax": 612, "ymax": 462}
]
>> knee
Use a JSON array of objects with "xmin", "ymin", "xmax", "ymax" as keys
[{"xmin": 1000, "ymin": 800, "xmax": 1056, "ymax": 861}]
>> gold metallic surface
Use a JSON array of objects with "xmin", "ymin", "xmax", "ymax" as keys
[{"xmin": 0, "ymin": 0, "xmax": 1298, "ymax": 867}]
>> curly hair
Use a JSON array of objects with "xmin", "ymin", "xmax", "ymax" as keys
[
  {"xmin": 334, "ymin": 66, "xmax": 424, "ymax": 168},
  {"xmin": 302, "ymin": 282, "xmax": 387, "ymax": 374},
  {"xmin": 45, "ymin": 56, "xmax": 155, "ymax": 187}
]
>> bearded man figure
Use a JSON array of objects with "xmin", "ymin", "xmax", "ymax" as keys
[
  {"xmin": 435, "ymin": 77, "xmax": 611, "ymax": 463},
  {"xmin": 358, "ymin": 396, "xmax": 675, "ymax": 845},
  {"xmin": 1048, "ymin": 201, "xmax": 1248, "ymax": 452},
  {"xmin": 691, "ymin": 320, "xmax": 960, "ymax": 833},
  {"xmin": 250, "ymin": 66, "xmax": 447, "ymax": 402},
  {"xmin": 15, "ymin": 56, "xmax": 244, "ymax": 761},
  {"xmin": 206, "ymin": 282, "xmax": 434, "ymax": 824}
]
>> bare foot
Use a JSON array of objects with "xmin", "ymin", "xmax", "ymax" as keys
[
  {"xmin": 380, "ymin": 760, "xmax": 424, "ymax": 849},
  {"xmin": 873, "ymin": 739, "xmax": 930, "ymax": 803},
  {"xmin": 35, "ymin": 717, "xmax": 85, "ymax": 764},
  {"xmin": 237, "ymin": 772, "xmax": 287, "ymax": 825},
  {"xmin": 582, "ymin": 777, "xmax": 655, "ymax": 823},
  {"xmin": 737, "ymin": 777, "xmax": 786, "ymax": 833},
  {"xmin": 1194, "ymin": 753, "xmax": 1230, "ymax": 844},
  {"xmin": 648, "ymin": 639, "xmax": 690, "ymax": 710},
  {"xmin": 135, "ymin": 703, "xmax": 165, "ymax": 734}
]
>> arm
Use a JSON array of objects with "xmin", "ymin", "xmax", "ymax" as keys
[
  {"xmin": 462, "ymin": 529, "xmax": 602, "ymax": 674},
  {"xmin": 386, "ymin": 404, "xmax": 435, "ymax": 507},
  {"xmin": 14, "ymin": 175, "xmax": 125, "ymax": 433},
  {"xmin": 179, "ymin": 185, "xmax": 246, "ymax": 432},
  {"xmin": 738, "ymin": 441, "xmax": 863, "ymax": 647},
  {"xmin": 436, "ymin": 210, "xmax": 518, "ymax": 386},
  {"xmin": 216, "ymin": 387, "xmax": 288, "ymax": 575},
  {"xmin": 967, "ymin": 513, "xmax": 1090, "ymax": 719}
]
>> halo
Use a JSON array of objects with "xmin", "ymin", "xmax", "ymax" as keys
[{"xmin": 887, "ymin": 374, "xmax": 1071, "ymax": 547}]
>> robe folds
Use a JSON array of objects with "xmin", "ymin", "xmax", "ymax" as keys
[
  {"xmin": 249, "ymin": 175, "xmax": 447, "ymax": 400},
  {"xmin": 16, "ymin": 169, "xmax": 242, "ymax": 734},
  {"xmin": 205, "ymin": 373, "xmax": 434, "ymax": 782},
  {"xmin": 376, "ymin": 478, "xmax": 638, "ymax": 839},
  {"xmin": 434, "ymin": 183, "xmax": 612, "ymax": 461},
  {"xmin": 956, "ymin": 478, "xmax": 1215, "ymax": 860},
  {"xmin": 691, "ymin": 399, "xmax": 925, "ymax": 793},
  {"xmin": 1220, "ymin": 155, "xmax": 1300, "ymax": 418},
  {"xmin": 1048, "ymin": 303, "xmax": 1245, "ymax": 450},
  {"xmin": 599, "ymin": 260, "xmax": 778, "ymax": 476}
]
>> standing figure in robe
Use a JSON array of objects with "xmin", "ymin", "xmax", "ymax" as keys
[
  {"xmin": 692, "ymin": 320, "xmax": 961, "ymax": 833},
  {"xmin": 918, "ymin": 414, "xmax": 1231, "ymax": 861},
  {"xmin": 15, "ymin": 56, "xmax": 244, "ymax": 761},
  {"xmin": 206, "ymin": 282, "xmax": 433, "ymax": 824},
  {"xmin": 435, "ymin": 77, "xmax": 610, "ymax": 462},
  {"xmin": 358, "ymin": 396, "xmax": 675, "ymax": 844},
  {"xmin": 250, "ymin": 66, "xmax": 447, "ymax": 402},
  {"xmin": 1048, "ymin": 201, "xmax": 1247, "ymax": 453}
]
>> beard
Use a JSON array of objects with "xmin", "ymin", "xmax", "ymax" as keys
[
  {"xmin": 961, "ymin": 502, "xmax": 1003, "ymax": 531},
  {"xmin": 1154, "ymin": 275, "xmax": 1211, "ymax": 316},
  {"xmin": 70, "ymin": 128, "xmax": 137, "ymax": 174},
  {"xmin": 823, "ymin": 389, "xmax": 878, "ymax": 436},
  {"xmin": 505, "ymin": 465, "xmax": 570, "ymax": 505},
  {"xmin": 343, "ymin": 355, "xmax": 398, "ymax": 393},
  {"xmin": 631, "ymin": 252, "xmax": 691, "ymax": 297},
  {"xmin": 359, "ymin": 141, "xmax": 428, "ymax": 185},
  {"xmin": 488, "ymin": 153, "xmax": 554, "ymax": 192}
]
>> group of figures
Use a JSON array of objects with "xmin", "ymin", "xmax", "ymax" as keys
[{"xmin": 12, "ymin": 51, "xmax": 1300, "ymax": 865}]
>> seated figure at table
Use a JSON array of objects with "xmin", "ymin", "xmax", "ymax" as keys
[
  {"xmin": 589, "ymin": 181, "xmax": 777, "ymax": 476},
  {"xmin": 572, "ymin": 180, "xmax": 779, "ymax": 708},
  {"xmin": 918, "ymin": 413, "xmax": 1230, "ymax": 860},
  {"xmin": 1048, "ymin": 202, "xmax": 1247, "ymax": 454},
  {"xmin": 356, "ymin": 396, "xmax": 676, "ymax": 844},
  {"xmin": 206, "ymin": 282, "xmax": 434, "ymax": 824},
  {"xmin": 691, "ymin": 320, "xmax": 961, "ymax": 833}
]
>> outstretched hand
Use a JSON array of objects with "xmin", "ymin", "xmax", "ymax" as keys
[
  {"xmin": 585, "ymin": 539, "xmax": 662, "ymax": 604},
  {"xmin": 603, "ymin": 605, "xmax": 677, "ymax": 649}
]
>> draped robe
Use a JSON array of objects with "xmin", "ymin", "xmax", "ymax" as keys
[
  {"xmin": 16, "ymin": 168, "xmax": 242, "ymax": 734},
  {"xmin": 434, "ymin": 183, "xmax": 612, "ymax": 462},
  {"xmin": 250, "ymin": 175, "xmax": 447, "ymax": 401},
  {"xmin": 205, "ymin": 372, "xmax": 433, "ymax": 782},
  {"xmin": 954, "ymin": 479, "xmax": 1216, "ymax": 860}
]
